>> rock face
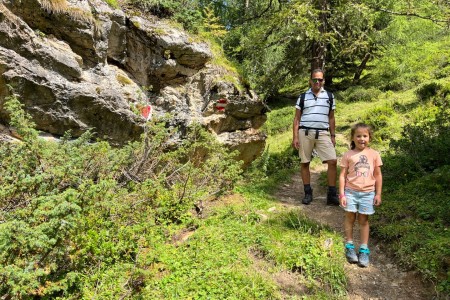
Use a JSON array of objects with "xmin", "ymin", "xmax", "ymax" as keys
[{"xmin": 0, "ymin": 0, "xmax": 266, "ymax": 166}]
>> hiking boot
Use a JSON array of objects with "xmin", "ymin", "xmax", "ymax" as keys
[
  {"xmin": 302, "ymin": 190, "xmax": 313, "ymax": 205},
  {"xmin": 327, "ymin": 190, "xmax": 339, "ymax": 206},
  {"xmin": 358, "ymin": 248, "xmax": 370, "ymax": 267},
  {"xmin": 345, "ymin": 243, "xmax": 358, "ymax": 263}
]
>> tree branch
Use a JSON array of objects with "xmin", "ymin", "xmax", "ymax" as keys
[{"xmin": 371, "ymin": 6, "xmax": 449, "ymax": 25}]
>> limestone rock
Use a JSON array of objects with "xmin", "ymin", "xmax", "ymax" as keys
[{"xmin": 0, "ymin": 1, "xmax": 266, "ymax": 166}]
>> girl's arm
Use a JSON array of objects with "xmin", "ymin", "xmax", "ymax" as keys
[
  {"xmin": 373, "ymin": 165, "xmax": 383, "ymax": 206},
  {"xmin": 339, "ymin": 167, "xmax": 348, "ymax": 207}
]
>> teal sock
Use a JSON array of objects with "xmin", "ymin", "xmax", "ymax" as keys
[{"xmin": 360, "ymin": 244, "xmax": 368, "ymax": 249}]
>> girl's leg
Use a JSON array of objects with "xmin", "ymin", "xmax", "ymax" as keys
[
  {"xmin": 357, "ymin": 214, "xmax": 371, "ymax": 267},
  {"xmin": 344, "ymin": 212, "xmax": 356, "ymax": 242},
  {"xmin": 358, "ymin": 213, "xmax": 370, "ymax": 245}
]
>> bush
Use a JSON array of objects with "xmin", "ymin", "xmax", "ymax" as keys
[
  {"xmin": 364, "ymin": 105, "xmax": 394, "ymax": 130},
  {"xmin": 386, "ymin": 105, "xmax": 450, "ymax": 180},
  {"xmin": 338, "ymin": 86, "xmax": 382, "ymax": 103},
  {"xmin": 373, "ymin": 166, "xmax": 450, "ymax": 294},
  {"xmin": 434, "ymin": 64, "xmax": 450, "ymax": 79},
  {"xmin": 261, "ymin": 105, "xmax": 294, "ymax": 135},
  {"xmin": 0, "ymin": 95, "xmax": 242, "ymax": 298},
  {"xmin": 416, "ymin": 82, "xmax": 443, "ymax": 102},
  {"xmin": 129, "ymin": 0, "xmax": 202, "ymax": 32}
]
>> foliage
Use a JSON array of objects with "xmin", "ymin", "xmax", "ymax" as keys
[
  {"xmin": 104, "ymin": 0, "xmax": 119, "ymax": 9},
  {"xmin": 128, "ymin": 0, "xmax": 203, "ymax": 32},
  {"xmin": 363, "ymin": 17, "xmax": 450, "ymax": 91},
  {"xmin": 416, "ymin": 82, "xmax": 443, "ymax": 102},
  {"xmin": 366, "ymin": 77, "xmax": 450, "ymax": 295},
  {"xmin": 220, "ymin": 0, "xmax": 393, "ymax": 97},
  {"xmin": 372, "ymin": 166, "xmax": 450, "ymax": 294},
  {"xmin": 0, "ymin": 95, "xmax": 242, "ymax": 298},
  {"xmin": 229, "ymin": 187, "xmax": 347, "ymax": 298},
  {"xmin": 201, "ymin": 5, "xmax": 227, "ymax": 42},
  {"xmin": 337, "ymin": 86, "xmax": 382, "ymax": 103},
  {"xmin": 363, "ymin": 104, "xmax": 395, "ymax": 141},
  {"xmin": 261, "ymin": 104, "xmax": 294, "ymax": 135},
  {"xmin": 383, "ymin": 93, "xmax": 450, "ymax": 184},
  {"xmin": 248, "ymin": 97, "xmax": 300, "ymax": 182}
]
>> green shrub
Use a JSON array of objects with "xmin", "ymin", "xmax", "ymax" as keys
[
  {"xmin": 416, "ymin": 82, "xmax": 443, "ymax": 101},
  {"xmin": 373, "ymin": 166, "xmax": 450, "ymax": 294},
  {"xmin": 336, "ymin": 86, "xmax": 382, "ymax": 103},
  {"xmin": 261, "ymin": 105, "xmax": 294, "ymax": 135},
  {"xmin": 385, "ymin": 104, "xmax": 450, "ymax": 181},
  {"xmin": 104, "ymin": 0, "xmax": 119, "ymax": 8},
  {"xmin": 434, "ymin": 64, "xmax": 450, "ymax": 79},
  {"xmin": 364, "ymin": 105, "xmax": 394, "ymax": 129},
  {"xmin": 129, "ymin": 0, "xmax": 202, "ymax": 32},
  {"xmin": 0, "ymin": 95, "xmax": 242, "ymax": 298}
]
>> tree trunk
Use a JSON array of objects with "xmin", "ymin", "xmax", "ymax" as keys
[
  {"xmin": 311, "ymin": 0, "xmax": 329, "ymax": 72},
  {"xmin": 353, "ymin": 53, "xmax": 371, "ymax": 82}
]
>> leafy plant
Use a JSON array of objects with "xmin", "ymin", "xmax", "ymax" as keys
[
  {"xmin": 129, "ymin": 0, "xmax": 202, "ymax": 32},
  {"xmin": 0, "ymin": 94, "xmax": 242, "ymax": 298},
  {"xmin": 337, "ymin": 86, "xmax": 382, "ymax": 103},
  {"xmin": 416, "ymin": 82, "xmax": 443, "ymax": 102},
  {"xmin": 373, "ymin": 166, "xmax": 450, "ymax": 294}
]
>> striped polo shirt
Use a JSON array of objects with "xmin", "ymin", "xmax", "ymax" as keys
[{"xmin": 295, "ymin": 88, "xmax": 335, "ymax": 130}]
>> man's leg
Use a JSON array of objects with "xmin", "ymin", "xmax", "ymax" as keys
[
  {"xmin": 315, "ymin": 132, "xmax": 338, "ymax": 205},
  {"xmin": 301, "ymin": 162, "xmax": 313, "ymax": 204},
  {"xmin": 326, "ymin": 159, "xmax": 339, "ymax": 205},
  {"xmin": 301, "ymin": 162, "xmax": 311, "ymax": 185},
  {"xmin": 326, "ymin": 159, "xmax": 337, "ymax": 186}
]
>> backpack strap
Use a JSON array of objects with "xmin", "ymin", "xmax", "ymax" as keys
[
  {"xmin": 327, "ymin": 91, "xmax": 333, "ymax": 115},
  {"xmin": 300, "ymin": 91, "xmax": 332, "ymax": 112},
  {"xmin": 299, "ymin": 90, "xmax": 333, "ymax": 115},
  {"xmin": 299, "ymin": 92, "xmax": 306, "ymax": 111}
]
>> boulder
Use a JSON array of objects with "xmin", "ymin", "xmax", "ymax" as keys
[{"xmin": 0, "ymin": 1, "xmax": 266, "ymax": 165}]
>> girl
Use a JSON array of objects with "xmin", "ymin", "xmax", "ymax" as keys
[{"xmin": 339, "ymin": 123, "xmax": 383, "ymax": 267}]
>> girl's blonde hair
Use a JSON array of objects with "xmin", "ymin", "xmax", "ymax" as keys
[{"xmin": 350, "ymin": 123, "xmax": 373, "ymax": 150}]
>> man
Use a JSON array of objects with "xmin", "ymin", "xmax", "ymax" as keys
[{"xmin": 292, "ymin": 69, "xmax": 339, "ymax": 205}]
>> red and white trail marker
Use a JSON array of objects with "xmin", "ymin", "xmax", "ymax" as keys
[
  {"xmin": 140, "ymin": 105, "xmax": 152, "ymax": 121},
  {"xmin": 216, "ymin": 98, "xmax": 227, "ymax": 111}
]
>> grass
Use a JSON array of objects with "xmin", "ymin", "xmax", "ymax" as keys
[
  {"xmin": 372, "ymin": 166, "xmax": 450, "ymax": 293},
  {"xmin": 257, "ymin": 31, "xmax": 450, "ymax": 295},
  {"xmin": 129, "ymin": 188, "xmax": 348, "ymax": 299}
]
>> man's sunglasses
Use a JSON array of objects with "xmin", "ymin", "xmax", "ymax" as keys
[{"xmin": 311, "ymin": 78, "xmax": 324, "ymax": 83}]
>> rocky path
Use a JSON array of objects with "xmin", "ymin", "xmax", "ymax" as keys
[{"xmin": 273, "ymin": 164, "xmax": 434, "ymax": 300}]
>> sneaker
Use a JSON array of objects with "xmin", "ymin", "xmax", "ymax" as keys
[
  {"xmin": 302, "ymin": 190, "xmax": 313, "ymax": 205},
  {"xmin": 358, "ymin": 248, "xmax": 370, "ymax": 267},
  {"xmin": 327, "ymin": 190, "xmax": 339, "ymax": 206},
  {"xmin": 345, "ymin": 243, "xmax": 358, "ymax": 263}
]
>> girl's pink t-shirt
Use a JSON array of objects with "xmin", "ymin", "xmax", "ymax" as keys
[{"xmin": 340, "ymin": 148, "xmax": 383, "ymax": 192}]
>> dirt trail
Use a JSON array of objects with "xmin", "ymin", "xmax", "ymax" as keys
[{"xmin": 273, "ymin": 164, "xmax": 435, "ymax": 300}]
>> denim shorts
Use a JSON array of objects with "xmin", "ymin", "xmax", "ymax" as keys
[{"xmin": 343, "ymin": 189, "xmax": 375, "ymax": 215}]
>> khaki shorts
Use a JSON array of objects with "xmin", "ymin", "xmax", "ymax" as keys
[{"xmin": 298, "ymin": 129, "xmax": 336, "ymax": 163}]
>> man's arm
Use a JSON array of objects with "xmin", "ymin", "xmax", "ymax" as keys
[
  {"xmin": 329, "ymin": 110, "xmax": 336, "ymax": 146},
  {"xmin": 292, "ymin": 109, "xmax": 301, "ymax": 149}
]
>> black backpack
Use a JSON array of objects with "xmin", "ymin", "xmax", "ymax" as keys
[{"xmin": 299, "ymin": 91, "xmax": 334, "ymax": 115}]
